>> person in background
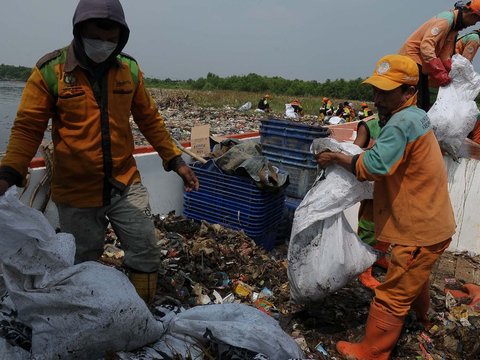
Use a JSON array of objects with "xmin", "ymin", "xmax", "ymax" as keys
[
  {"xmin": 335, "ymin": 101, "xmax": 353, "ymax": 122},
  {"xmin": 455, "ymin": 30, "xmax": 480, "ymax": 144},
  {"xmin": 291, "ymin": 99, "xmax": 304, "ymax": 116},
  {"xmin": 0, "ymin": 0, "xmax": 199, "ymax": 305},
  {"xmin": 353, "ymin": 117, "xmax": 391, "ymax": 290},
  {"xmin": 319, "ymin": 97, "xmax": 334, "ymax": 121},
  {"xmin": 398, "ymin": 0, "xmax": 480, "ymax": 111},
  {"xmin": 348, "ymin": 102, "xmax": 356, "ymax": 119},
  {"xmin": 455, "ymin": 29, "xmax": 480, "ymax": 61},
  {"xmin": 317, "ymin": 54, "xmax": 455, "ymax": 359},
  {"xmin": 257, "ymin": 93, "xmax": 271, "ymax": 112},
  {"xmin": 358, "ymin": 102, "xmax": 374, "ymax": 119}
]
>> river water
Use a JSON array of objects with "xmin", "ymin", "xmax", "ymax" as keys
[{"xmin": 0, "ymin": 81, "xmax": 25, "ymax": 154}]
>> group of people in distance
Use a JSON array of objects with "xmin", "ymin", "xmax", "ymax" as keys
[{"xmin": 256, "ymin": 94, "xmax": 373, "ymax": 123}]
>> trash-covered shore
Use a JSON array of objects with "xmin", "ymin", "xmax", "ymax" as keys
[
  {"xmin": 102, "ymin": 213, "xmax": 480, "ymax": 360},
  {"xmin": 115, "ymin": 89, "xmax": 480, "ymax": 360},
  {"xmin": 129, "ymin": 89, "xmax": 324, "ymax": 147}
]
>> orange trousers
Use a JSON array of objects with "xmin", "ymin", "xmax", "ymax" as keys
[{"xmin": 373, "ymin": 238, "xmax": 451, "ymax": 317}]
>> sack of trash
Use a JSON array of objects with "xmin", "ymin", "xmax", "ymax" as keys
[
  {"xmin": 0, "ymin": 187, "xmax": 304, "ymax": 359},
  {"xmin": 238, "ymin": 101, "xmax": 252, "ymax": 111},
  {"xmin": 428, "ymin": 54, "xmax": 480, "ymax": 160},
  {"xmin": 117, "ymin": 303, "xmax": 304, "ymax": 359},
  {"xmin": 0, "ymin": 187, "xmax": 164, "ymax": 359},
  {"xmin": 288, "ymin": 138, "xmax": 378, "ymax": 303},
  {"xmin": 284, "ymin": 104, "xmax": 299, "ymax": 119}
]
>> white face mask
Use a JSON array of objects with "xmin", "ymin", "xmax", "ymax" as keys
[{"xmin": 82, "ymin": 37, "xmax": 117, "ymax": 63}]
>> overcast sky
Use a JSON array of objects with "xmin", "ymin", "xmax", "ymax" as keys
[{"xmin": 0, "ymin": 0, "xmax": 476, "ymax": 82}]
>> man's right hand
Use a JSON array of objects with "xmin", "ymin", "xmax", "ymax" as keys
[{"xmin": 0, "ymin": 179, "xmax": 10, "ymax": 196}]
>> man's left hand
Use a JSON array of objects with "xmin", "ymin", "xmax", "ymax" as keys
[{"xmin": 176, "ymin": 164, "xmax": 199, "ymax": 192}]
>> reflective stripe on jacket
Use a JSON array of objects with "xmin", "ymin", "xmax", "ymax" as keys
[{"xmin": 1, "ymin": 46, "xmax": 182, "ymax": 207}]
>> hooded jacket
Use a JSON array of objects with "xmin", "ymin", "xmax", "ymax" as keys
[{"xmin": 0, "ymin": 0, "xmax": 182, "ymax": 208}]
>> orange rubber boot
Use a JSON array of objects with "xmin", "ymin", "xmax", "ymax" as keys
[
  {"xmin": 464, "ymin": 284, "xmax": 480, "ymax": 307},
  {"xmin": 411, "ymin": 281, "xmax": 431, "ymax": 329},
  {"xmin": 358, "ymin": 267, "xmax": 381, "ymax": 290},
  {"xmin": 336, "ymin": 303, "xmax": 404, "ymax": 360}
]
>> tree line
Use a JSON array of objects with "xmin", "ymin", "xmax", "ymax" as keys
[
  {"xmin": 0, "ymin": 64, "xmax": 373, "ymax": 101},
  {"xmin": 145, "ymin": 72, "xmax": 373, "ymax": 101},
  {"xmin": 0, "ymin": 64, "xmax": 32, "ymax": 81}
]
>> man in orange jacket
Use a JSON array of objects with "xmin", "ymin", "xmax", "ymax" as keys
[
  {"xmin": 317, "ymin": 54, "xmax": 456, "ymax": 360},
  {"xmin": 455, "ymin": 30, "xmax": 480, "ymax": 144},
  {"xmin": 399, "ymin": 0, "xmax": 480, "ymax": 111},
  {"xmin": 0, "ymin": 0, "xmax": 199, "ymax": 304}
]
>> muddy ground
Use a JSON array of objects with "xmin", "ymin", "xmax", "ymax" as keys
[
  {"xmin": 103, "ymin": 213, "xmax": 480, "ymax": 360},
  {"xmin": 116, "ymin": 91, "xmax": 480, "ymax": 359}
]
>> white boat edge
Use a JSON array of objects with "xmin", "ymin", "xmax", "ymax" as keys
[{"xmin": 20, "ymin": 123, "xmax": 480, "ymax": 255}]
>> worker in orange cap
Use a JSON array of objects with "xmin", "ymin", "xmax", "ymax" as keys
[
  {"xmin": 399, "ymin": 0, "xmax": 480, "ymax": 111},
  {"xmin": 257, "ymin": 93, "xmax": 271, "ymax": 112},
  {"xmin": 456, "ymin": 29, "xmax": 480, "ymax": 61},
  {"xmin": 455, "ymin": 29, "xmax": 480, "ymax": 144},
  {"xmin": 319, "ymin": 97, "xmax": 334, "ymax": 121},
  {"xmin": 316, "ymin": 54, "xmax": 455, "ymax": 360},
  {"xmin": 358, "ymin": 102, "xmax": 373, "ymax": 120},
  {"xmin": 290, "ymin": 99, "xmax": 304, "ymax": 116}
]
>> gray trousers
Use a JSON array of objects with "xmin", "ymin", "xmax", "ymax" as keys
[{"xmin": 57, "ymin": 183, "xmax": 160, "ymax": 272}]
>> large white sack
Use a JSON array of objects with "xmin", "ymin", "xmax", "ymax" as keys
[
  {"xmin": 288, "ymin": 138, "xmax": 378, "ymax": 303},
  {"xmin": 285, "ymin": 104, "xmax": 299, "ymax": 119},
  {"xmin": 428, "ymin": 54, "xmax": 480, "ymax": 160},
  {"xmin": 0, "ymin": 187, "xmax": 164, "ymax": 359},
  {"xmin": 117, "ymin": 303, "xmax": 304, "ymax": 359}
]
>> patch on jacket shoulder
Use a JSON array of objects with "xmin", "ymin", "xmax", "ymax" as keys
[{"xmin": 36, "ymin": 49, "xmax": 62, "ymax": 69}]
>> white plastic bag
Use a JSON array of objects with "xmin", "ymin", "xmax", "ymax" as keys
[
  {"xmin": 288, "ymin": 138, "xmax": 378, "ymax": 303},
  {"xmin": 0, "ymin": 187, "xmax": 164, "ymax": 359},
  {"xmin": 327, "ymin": 116, "xmax": 345, "ymax": 125},
  {"xmin": 117, "ymin": 303, "xmax": 304, "ymax": 359},
  {"xmin": 238, "ymin": 101, "xmax": 252, "ymax": 111},
  {"xmin": 428, "ymin": 54, "xmax": 480, "ymax": 159},
  {"xmin": 285, "ymin": 104, "xmax": 298, "ymax": 119}
]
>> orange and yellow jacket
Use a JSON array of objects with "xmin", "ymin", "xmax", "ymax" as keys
[
  {"xmin": 399, "ymin": 10, "xmax": 459, "ymax": 71},
  {"xmin": 455, "ymin": 32, "xmax": 480, "ymax": 62},
  {"xmin": 353, "ymin": 106, "xmax": 456, "ymax": 246},
  {"xmin": 0, "ymin": 45, "xmax": 182, "ymax": 208}
]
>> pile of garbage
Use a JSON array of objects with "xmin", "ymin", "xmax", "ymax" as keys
[
  {"xmin": 103, "ymin": 213, "xmax": 480, "ymax": 360},
  {"xmin": 128, "ymin": 89, "xmax": 323, "ymax": 147}
]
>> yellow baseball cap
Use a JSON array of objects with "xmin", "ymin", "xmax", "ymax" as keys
[{"xmin": 363, "ymin": 54, "xmax": 419, "ymax": 91}]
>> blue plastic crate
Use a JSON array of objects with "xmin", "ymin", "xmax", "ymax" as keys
[
  {"xmin": 192, "ymin": 161, "xmax": 285, "ymax": 200},
  {"xmin": 183, "ymin": 208, "xmax": 282, "ymax": 251},
  {"xmin": 260, "ymin": 118, "xmax": 330, "ymax": 152},
  {"xmin": 262, "ymin": 144, "xmax": 317, "ymax": 166},
  {"xmin": 276, "ymin": 197, "xmax": 303, "ymax": 244},
  {"xmin": 183, "ymin": 161, "xmax": 286, "ymax": 250},
  {"xmin": 265, "ymin": 157, "xmax": 318, "ymax": 199},
  {"xmin": 185, "ymin": 191, "xmax": 285, "ymax": 215}
]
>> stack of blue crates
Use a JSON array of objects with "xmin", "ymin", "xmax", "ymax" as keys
[
  {"xmin": 260, "ymin": 118, "xmax": 330, "ymax": 242},
  {"xmin": 183, "ymin": 161, "xmax": 285, "ymax": 251},
  {"xmin": 260, "ymin": 118, "xmax": 329, "ymax": 199}
]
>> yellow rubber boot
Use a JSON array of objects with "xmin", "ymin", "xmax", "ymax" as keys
[
  {"xmin": 336, "ymin": 302, "xmax": 404, "ymax": 360},
  {"xmin": 128, "ymin": 271, "xmax": 158, "ymax": 305}
]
